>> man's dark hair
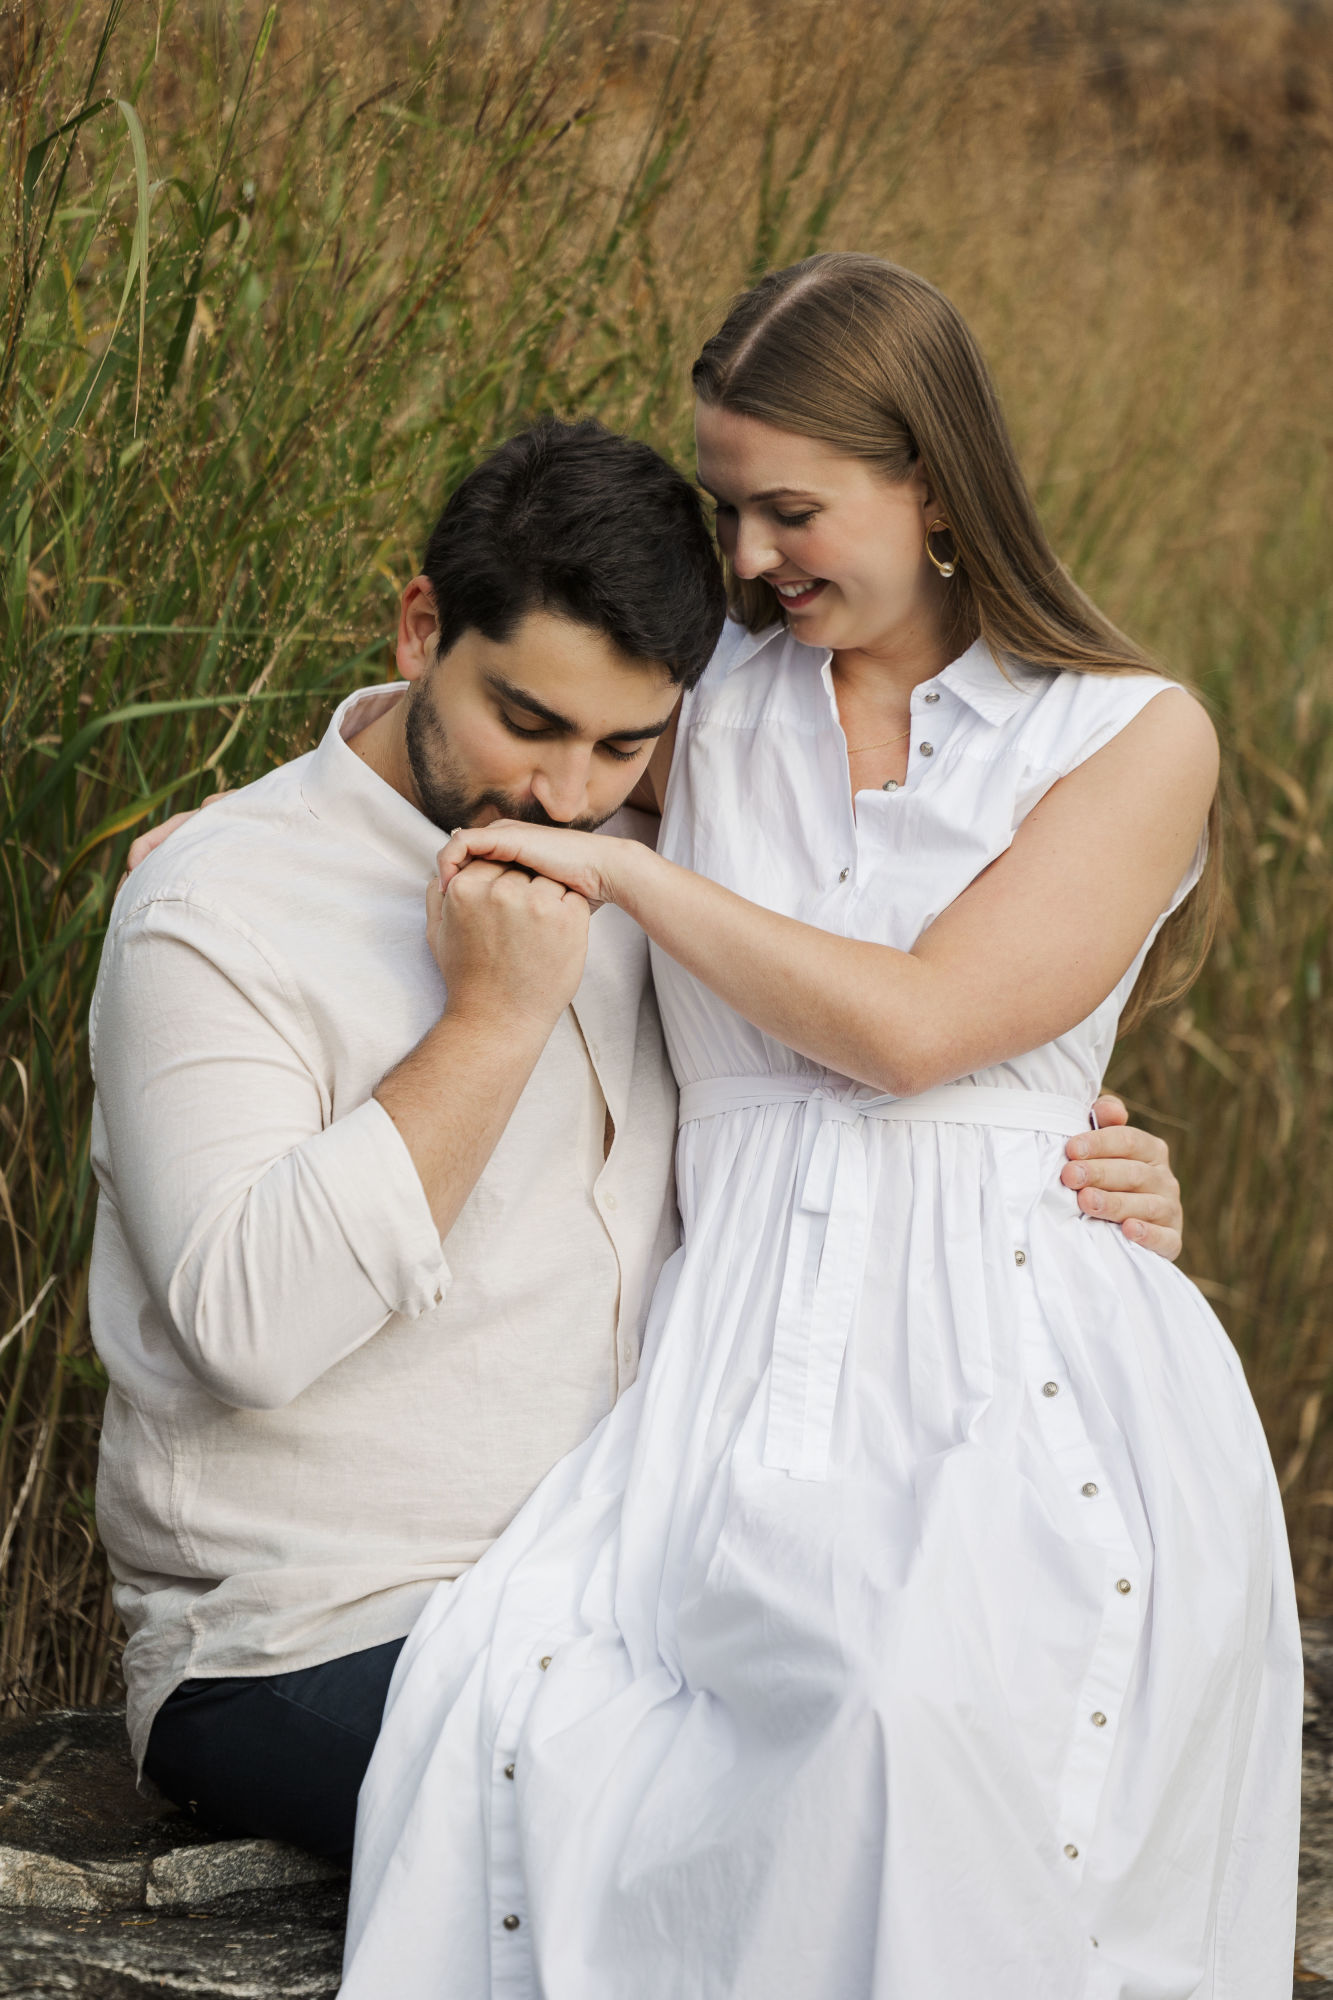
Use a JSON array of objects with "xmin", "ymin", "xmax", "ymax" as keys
[{"xmin": 421, "ymin": 418, "xmax": 727, "ymax": 688}]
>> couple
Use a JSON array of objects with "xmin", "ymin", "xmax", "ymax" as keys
[{"xmin": 92, "ymin": 255, "xmax": 1299, "ymax": 1997}]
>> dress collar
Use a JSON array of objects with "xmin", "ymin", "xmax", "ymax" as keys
[{"xmin": 719, "ymin": 618, "xmax": 1049, "ymax": 726}]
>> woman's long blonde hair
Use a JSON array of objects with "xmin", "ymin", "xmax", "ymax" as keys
[{"xmin": 692, "ymin": 252, "xmax": 1220, "ymax": 1027}]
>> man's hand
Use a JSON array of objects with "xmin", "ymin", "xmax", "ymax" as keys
[
  {"xmin": 375, "ymin": 863, "xmax": 591, "ymax": 1239},
  {"xmin": 428, "ymin": 860, "xmax": 591, "ymax": 1034},
  {"xmin": 1066, "ymin": 1096, "xmax": 1182, "ymax": 1262}
]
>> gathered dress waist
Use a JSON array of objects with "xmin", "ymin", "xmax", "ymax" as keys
[{"xmin": 677, "ymin": 1077, "xmax": 1095, "ymax": 1483}]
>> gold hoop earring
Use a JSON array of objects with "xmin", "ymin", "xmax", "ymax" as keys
[{"xmin": 925, "ymin": 519, "xmax": 957, "ymax": 579}]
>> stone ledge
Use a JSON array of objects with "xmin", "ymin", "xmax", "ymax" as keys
[
  {"xmin": 0, "ymin": 1883, "xmax": 346, "ymax": 1999},
  {"xmin": 7, "ymin": 1626, "xmax": 1333, "ymax": 1995}
]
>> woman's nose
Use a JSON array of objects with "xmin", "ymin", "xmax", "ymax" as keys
[{"xmin": 730, "ymin": 513, "xmax": 779, "ymax": 581}]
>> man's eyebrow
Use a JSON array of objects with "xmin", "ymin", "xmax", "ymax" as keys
[{"xmin": 484, "ymin": 671, "xmax": 673, "ymax": 742}]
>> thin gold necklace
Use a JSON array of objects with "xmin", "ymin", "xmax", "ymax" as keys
[{"xmin": 846, "ymin": 724, "xmax": 911, "ymax": 755}]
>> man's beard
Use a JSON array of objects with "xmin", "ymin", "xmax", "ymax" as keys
[{"xmin": 404, "ymin": 681, "xmax": 613, "ymax": 832}]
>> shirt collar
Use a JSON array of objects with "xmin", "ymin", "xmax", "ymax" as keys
[
  {"xmin": 299, "ymin": 683, "xmax": 446, "ymax": 880},
  {"xmin": 936, "ymin": 640, "xmax": 1051, "ymax": 724},
  {"xmin": 720, "ymin": 619, "xmax": 1048, "ymax": 726}
]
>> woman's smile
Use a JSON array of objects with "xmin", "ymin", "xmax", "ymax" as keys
[{"xmin": 771, "ymin": 577, "xmax": 827, "ymax": 610}]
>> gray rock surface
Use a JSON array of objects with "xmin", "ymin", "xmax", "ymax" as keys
[
  {"xmin": 6, "ymin": 1629, "xmax": 1333, "ymax": 1996},
  {"xmin": 0, "ymin": 1709, "xmax": 345, "ymax": 1997}
]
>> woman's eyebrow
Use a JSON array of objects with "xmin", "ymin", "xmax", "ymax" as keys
[{"xmin": 696, "ymin": 477, "xmax": 820, "ymax": 505}]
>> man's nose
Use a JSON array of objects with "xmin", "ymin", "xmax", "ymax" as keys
[{"xmin": 531, "ymin": 752, "xmax": 591, "ymax": 826}]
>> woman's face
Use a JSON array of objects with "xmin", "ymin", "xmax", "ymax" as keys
[{"xmin": 693, "ymin": 401, "xmax": 947, "ymax": 660}]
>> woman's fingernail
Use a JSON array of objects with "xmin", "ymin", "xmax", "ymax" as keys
[
  {"xmin": 1126, "ymin": 1220, "xmax": 1145, "ymax": 1240},
  {"xmin": 1067, "ymin": 1165, "xmax": 1086, "ymax": 1187}
]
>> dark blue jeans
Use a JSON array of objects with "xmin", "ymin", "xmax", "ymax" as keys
[{"xmin": 143, "ymin": 1635, "xmax": 407, "ymax": 1865}]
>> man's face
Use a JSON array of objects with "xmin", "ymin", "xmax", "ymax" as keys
[{"xmin": 397, "ymin": 590, "xmax": 680, "ymax": 831}]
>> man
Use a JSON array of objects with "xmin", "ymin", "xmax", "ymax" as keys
[{"xmin": 91, "ymin": 419, "xmax": 1184, "ymax": 1864}]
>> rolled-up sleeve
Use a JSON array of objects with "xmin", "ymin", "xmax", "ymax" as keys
[{"xmin": 90, "ymin": 888, "xmax": 449, "ymax": 1409}]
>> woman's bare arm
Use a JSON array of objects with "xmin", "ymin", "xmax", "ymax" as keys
[{"xmin": 436, "ymin": 687, "xmax": 1217, "ymax": 1100}]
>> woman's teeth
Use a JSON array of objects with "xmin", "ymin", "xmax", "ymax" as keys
[{"xmin": 774, "ymin": 579, "xmax": 825, "ymax": 603}]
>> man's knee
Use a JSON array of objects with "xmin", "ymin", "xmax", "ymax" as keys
[{"xmin": 144, "ymin": 1636, "xmax": 407, "ymax": 1864}]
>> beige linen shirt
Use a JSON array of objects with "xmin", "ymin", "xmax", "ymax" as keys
[{"xmin": 88, "ymin": 686, "xmax": 680, "ymax": 1769}]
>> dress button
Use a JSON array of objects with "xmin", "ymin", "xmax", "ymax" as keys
[
  {"xmin": 919, "ymin": 741, "xmax": 934, "ymax": 756},
  {"xmin": 1013, "ymin": 1248, "xmax": 1026, "ymax": 1267},
  {"xmin": 838, "ymin": 866, "xmax": 850, "ymax": 883},
  {"xmin": 924, "ymin": 689, "xmax": 940, "ymax": 703},
  {"xmin": 882, "ymin": 779, "xmax": 900, "ymax": 792},
  {"xmin": 1064, "ymin": 1843, "xmax": 1079, "ymax": 1860},
  {"xmin": 1082, "ymin": 1481, "xmax": 1099, "ymax": 1497},
  {"xmin": 503, "ymin": 1913, "xmax": 521, "ymax": 1931},
  {"xmin": 1041, "ymin": 1381, "xmax": 1059, "ymax": 1398},
  {"xmin": 1091, "ymin": 1712, "xmax": 1107, "ymax": 1727},
  {"xmin": 433, "ymin": 1288, "xmax": 443, "ymax": 1306},
  {"xmin": 539, "ymin": 1654, "xmax": 552, "ymax": 1669},
  {"xmin": 1116, "ymin": 1578, "xmax": 1132, "ymax": 1595},
  {"xmin": 504, "ymin": 1762, "xmax": 515, "ymax": 1779},
  {"xmin": 602, "ymin": 1190, "xmax": 618, "ymax": 1209}
]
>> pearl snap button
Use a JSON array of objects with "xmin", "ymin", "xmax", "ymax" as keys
[
  {"xmin": 919, "ymin": 742, "xmax": 934, "ymax": 756},
  {"xmin": 924, "ymin": 689, "xmax": 940, "ymax": 703},
  {"xmin": 503, "ymin": 1913, "xmax": 521, "ymax": 1930},
  {"xmin": 1064, "ymin": 1843, "xmax": 1079, "ymax": 1860},
  {"xmin": 1082, "ymin": 1482, "xmax": 1098, "ymax": 1497},
  {"xmin": 539, "ymin": 1654, "xmax": 552, "ymax": 1669},
  {"xmin": 1042, "ymin": 1381, "xmax": 1059, "ymax": 1397},
  {"xmin": 1091, "ymin": 1712, "xmax": 1107, "ymax": 1727},
  {"xmin": 1116, "ymin": 1579, "xmax": 1132, "ymax": 1594},
  {"xmin": 882, "ymin": 779, "xmax": 900, "ymax": 791}
]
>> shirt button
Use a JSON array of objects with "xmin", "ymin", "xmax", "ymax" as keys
[
  {"xmin": 1013, "ymin": 1249, "xmax": 1026, "ymax": 1267},
  {"xmin": 503, "ymin": 1914, "xmax": 521, "ymax": 1931},
  {"xmin": 1091, "ymin": 1712, "xmax": 1107, "ymax": 1727},
  {"xmin": 838, "ymin": 867, "xmax": 850, "ymax": 883},
  {"xmin": 919, "ymin": 742, "xmax": 934, "ymax": 757},
  {"xmin": 433, "ymin": 1288, "xmax": 443, "ymax": 1305},
  {"xmin": 1116, "ymin": 1578, "xmax": 1133, "ymax": 1595},
  {"xmin": 924, "ymin": 689, "xmax": 940, "ymax": 703},
  {"xmin": 1042, "ymin": 1381, "xmax": 1059, "ymax": 1398},
  {"xmin": 602, "ymin": 1190, "xmax": 618, "ymax": 1210},
  {"xmin": 882, "ymin": 779, "xmax": 900, "ymax": 792},
  {"xmin": 1064, "ymin": 1844, "xmax": 1079, "ymax": 1860},
  {"xmin": 539, "ymin": 1654, "xmax": 552, "ymax": 1670},
  {"xmin": 504, "ymin": 1762, "xmax": 515, "ymax": 1779},
  {"xmin": 1082, "ymin": 1481, "xmax": 1099, "ymax": 1497}
]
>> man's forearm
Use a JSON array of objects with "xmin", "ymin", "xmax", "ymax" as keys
[{"xmin": 374, "ymin": 1004, "xmax": 556, "ymax": 1237}]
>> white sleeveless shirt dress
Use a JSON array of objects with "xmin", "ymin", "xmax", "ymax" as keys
[{"xmin": 341, "ymin": 628, "xmax": 1301, "ymax": 2000}]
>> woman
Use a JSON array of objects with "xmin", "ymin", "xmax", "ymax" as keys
[{"xmin": 341, "ymin": 256, "xmax": 1300, "ymax": 1998}]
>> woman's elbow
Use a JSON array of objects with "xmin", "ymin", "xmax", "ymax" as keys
[{"xmin": 859, "ymin": 1027, "xmax": 955, "ymax": 1101}]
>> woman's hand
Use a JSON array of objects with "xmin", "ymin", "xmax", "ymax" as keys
[
  {"xmin": 1073, "ymin": 1096, "xmax": 1183, "ymax": 1261},
  {"xmin": 436, "ymin": 822, "xmax": 646, "ymax": 913}
]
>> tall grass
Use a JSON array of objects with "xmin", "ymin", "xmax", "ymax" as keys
[{"xmin": 1, "ymin": 0, "xmax": 1330, "ymax": 1709}]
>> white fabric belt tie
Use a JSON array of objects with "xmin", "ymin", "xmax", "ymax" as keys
[{"xmin": 677, "ymin": 1077, "xmax": 1095, "ymax": 1483}]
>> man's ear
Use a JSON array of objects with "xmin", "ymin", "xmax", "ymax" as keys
[{"xmin": 396, "ymin": 576, "xmax": 442, "ymax": 684}]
